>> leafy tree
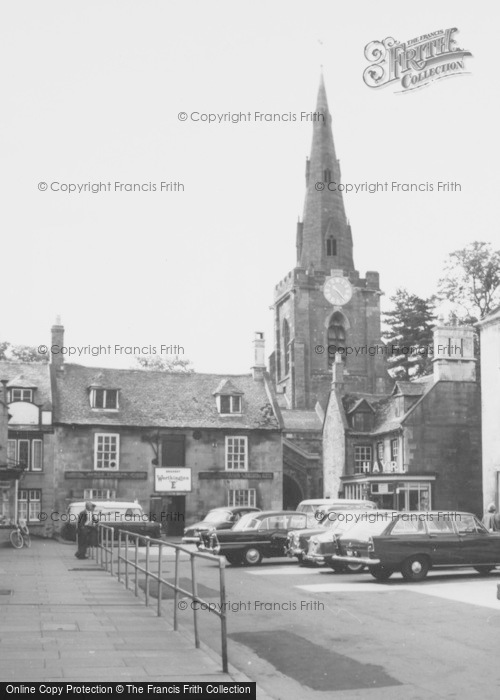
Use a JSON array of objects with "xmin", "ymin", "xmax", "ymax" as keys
[
  {"xmin": 383, "ymin": 289, "xmax": 436, "ymax": 379},
  {"xmin": 0, "ymin": 342, "xmax": 49, "ymax": 363},
  {"xmin": 135, "ymin": 355, "xmax": 194, "ymax": 373},
  {"xmin": 438, "ymin": 241, "xmax": 500, "ymax": 321}
]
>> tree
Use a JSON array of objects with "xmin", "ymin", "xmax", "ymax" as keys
[
  {"xmin": 383, "ymin": 289, "xmax": 436, "ymax": 380},
  {"xmin": 134, "ymin": 355, "xmax": 194, "ymax": 373},
  {"xmin": 438, "ymin": 241, "xmax": 500, "ymax": 321},
  {"xmin": 0, "ymin": 342, "xmax": 49, "ymax": 363}
]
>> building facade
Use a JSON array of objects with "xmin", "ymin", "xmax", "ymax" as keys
[
  {"xmin": 477, "ymin": 307, "xmax": 500, "ymax": 511},
  {"xmin": 0, "ymin": 361, "xmax": 56, "ymax": 538},
  {"xmin": 51, "ymin": 325, "xmax": 282, "ymax": 534},
  {"xmin": 323, "ymin": 323, "xmax": 482, "ymax": 514}
]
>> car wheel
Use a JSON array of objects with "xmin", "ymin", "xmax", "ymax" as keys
[
  {"xmin": 370, "ymin": 565, "xmax": 393, "ymax": 581},
  {"xmin": 346, "ymin": 562, "xmax": 365, "ymax": 574},
  {"xmin": 401, "ymin": 555, "xmax": 429, "ymax": 582},
  {"xmin": 243, "ymin": 547, "xmax": 262, "ymax": 566},
  {"xmin": 474, "ymin": 566, "xmax": 495, "ymax": 575},
  {"xmin": 225, "ymin": 554, "xmax": 243, "ymax": 566}
]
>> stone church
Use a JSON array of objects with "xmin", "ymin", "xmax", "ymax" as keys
[{"xmin": 269, "ymin": 76, "xmax": 482, "ymax": 515}]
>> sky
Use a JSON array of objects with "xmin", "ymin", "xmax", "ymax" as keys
[{"xmin": 1, "ymin": 1, "xmax": 498, "ymax": 374}]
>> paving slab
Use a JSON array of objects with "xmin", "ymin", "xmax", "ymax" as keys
[{"xmin": 0, "ymin": 539, "xmax": 253, "ymax": 687}]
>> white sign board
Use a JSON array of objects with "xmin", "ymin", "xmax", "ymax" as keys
[{"xmin": 155, "ymin": 468, "xmax": 192, "ymax": 492}]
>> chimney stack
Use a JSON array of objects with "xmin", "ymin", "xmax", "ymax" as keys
[
  {"xmin": 432, "ymin": 323, "xmax": 476, "ymax": 382},
  {"xmin": 252, "ymin": 332, "xmax": 266, "ymax": 380},
  {"xmin": 51, "ymin": 316, "xmax": 65, "ymax": 369}
]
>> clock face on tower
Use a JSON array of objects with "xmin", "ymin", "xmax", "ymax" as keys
[{"xmin": 323, "ymin": 276, "xmax": 353, "ymax": 306}]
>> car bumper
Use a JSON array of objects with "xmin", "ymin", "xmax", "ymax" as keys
[
  {"xmin": 330, "ymin": 555, "xmax": 380, "ymax": 566},
  {"xmin": 303, "ymin": 553, "xmax": 326, "ymax": 565},
  {"xmin": 198, "ymin": 543, "xmax": 220, "ymax": 555},
  {"xmin": 286, "ymin": 547, "xmax": 304, "ymax": 558},
  {"xmin": 182, "ymin": 535, "xmax": 202, "ymax": 544}
]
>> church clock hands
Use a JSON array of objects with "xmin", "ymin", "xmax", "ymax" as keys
[{"xmin": 323, "ymin": 276, "xmax": 353, "ymax": 306}]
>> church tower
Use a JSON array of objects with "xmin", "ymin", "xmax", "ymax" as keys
[{"xmin": 271, "ymin": 75, "xmax": 390, "ymax": 410}]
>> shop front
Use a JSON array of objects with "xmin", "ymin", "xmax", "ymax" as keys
[{"xmin": 342, "ymin": 475, "xmax": 435, "ymax": 511}]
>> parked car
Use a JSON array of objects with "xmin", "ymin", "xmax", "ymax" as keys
[
  {"xmin": 296, "ymin": 498, "xmax": 377, "ymax": 520},
  {"xmin": 60, "ymin": 500, "xmax": 162, "ymax": 542},
  {"xmin": 306, "ymin": 510, "xmax": 398, "ymax": 572},
  {"xmin": 286, "ymin": 507, "xmax": 376, "ymax": 565},
  {"xmin": 182, "ymin": 506, "xmax": 261, "ymax": 545},
  {"xmin": 328, "ymin": 510, "xmax": 500, "ymax": 581},
  {"xmin": 199, "ymin": 510, "xmax": 309, "ymax": 565}
]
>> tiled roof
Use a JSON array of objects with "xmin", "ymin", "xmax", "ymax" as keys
[
  {"xmin": 0, "ymin": 361, "xmax": 52, "ymax": 409},
  {"xmin": 281, "ymin": 410, "xmax": 323, "ymax": 431},
  {"xmin": 212, "ymin": 379, "xmax": 244, "ymax": 396},
  {"xmin": 53, "ymin": 364, "xmax": 279, "ymax": 430}
]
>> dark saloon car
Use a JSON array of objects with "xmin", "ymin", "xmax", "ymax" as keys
[
  {"xmin": 286, "ymin": 507, "xmax": 376, "ymax": 565},
  {"xmin": 199, "ymin": 510, "xmax": 309, "ymax": 565},
  {"xmin": 182, "ymin": 506, "xmax": 261, "ymax": 545},
  {"xmin": 329, "ymin": 511, "xmax": 500, "ymax": 581}
]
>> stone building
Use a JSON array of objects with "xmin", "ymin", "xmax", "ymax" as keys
[
  {"xmin": 51, "ymin": 325, "xmax": 282, "ymax": 534},
  {"xmin": 0, "ymin": 361, "xmax": 56, "ymax": 538},
  {"xmin": 269, "ymin": 75, "xmax": 391, "ymax": 506},
  {"xmin": 323, "ymin": 323, "xmax": 482, "ymax": 514},
  {"xmin": 477, "ymin": 306, "xmax": 500, "ymax": 510}
]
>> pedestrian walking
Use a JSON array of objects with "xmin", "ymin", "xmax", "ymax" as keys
[
  {"xmin": 75, "ymin": 501, "xmax": 98, "ymax": 559},
  {"xmin": 482, "ymin": 503, "xmax": 500, "ymax": 532}
]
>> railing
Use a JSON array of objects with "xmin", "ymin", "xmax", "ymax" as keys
[{"xmin": 94, "ymin": 525, "xmax": 228, "ymax": 673}]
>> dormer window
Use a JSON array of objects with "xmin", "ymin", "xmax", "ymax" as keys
[
  {"xmin": 90, "ymin": 388, "xmax": 118, "ymax": 410},
  {"xmin": 220, "ymin": 395, "xmax": 242, "ymax": 414},
  {"xmin": 212, "ymin": 378, "xmax": 244, "ymax": 415},
  {"xmin": 9, "ymin": 388, "xmax": 33, "ymax": 403}
]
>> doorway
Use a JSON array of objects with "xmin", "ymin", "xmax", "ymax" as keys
[
  {"xmin": 283, "ymin": 475, "xmax": 303, "ymax": 510},
  {"xmin": 150, "ymin": 495, "xmax": 186, "ymax": 537}
]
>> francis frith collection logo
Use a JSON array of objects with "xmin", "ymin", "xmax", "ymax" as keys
[{"xmin": 363, "ymin": 28, "xmax": 472, "ymax": 92}]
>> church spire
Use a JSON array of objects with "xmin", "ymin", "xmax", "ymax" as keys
[{"xmin": 298, "ymin": 75, "xmax": 354, "ymax": 272}]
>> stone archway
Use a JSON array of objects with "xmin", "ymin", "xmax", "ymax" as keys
[{"xmin": 283, "ymin": 474, "xmax": 304, "ymax": 510}]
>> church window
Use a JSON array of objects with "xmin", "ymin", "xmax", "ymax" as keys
[
  {"xmin": 323, "ymin": 168, "xmax": 332, "ymax": 182},
  {"xmin": 327, "ymin": 313, "xmax": 346, "ymax": 367},
  {"xmin": 326, "ymin": 237, "xmax": 337, "ymax": 256},
  {"xmin": 283, "ymin": 319, "xmax": 290, "ymax": 375}
]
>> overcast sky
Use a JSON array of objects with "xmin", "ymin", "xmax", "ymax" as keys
[{"xmin": 1, "ymin": 1, "xmax": 497, "ymax": 374}]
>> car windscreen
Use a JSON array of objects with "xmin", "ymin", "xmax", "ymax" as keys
[{"xmin": 204, "ymin": 510, "xmax": 232, "ymax": 523}]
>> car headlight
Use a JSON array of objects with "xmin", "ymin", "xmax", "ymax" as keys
[{"xmin": 309, "ymin": 538, "xmax": 319, "ymax": 554}]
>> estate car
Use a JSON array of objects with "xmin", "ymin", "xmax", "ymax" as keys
[{"xmin": 328, "ymin": 511, "xmax": 500, "ymax": 581}]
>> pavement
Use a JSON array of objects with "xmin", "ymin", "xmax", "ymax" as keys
[{"xmin": 0, "ymin": 537, "xmax": 261, "ymax": 688}]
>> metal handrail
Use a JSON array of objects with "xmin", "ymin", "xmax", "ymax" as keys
[{"xmin": 95, "ymin": 524, "xmax": 228, "ymax": 673}]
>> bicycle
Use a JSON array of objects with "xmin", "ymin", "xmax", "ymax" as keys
[{"xmin": 10, "ymin": 520, "xmax": 31, "ymax": 549}]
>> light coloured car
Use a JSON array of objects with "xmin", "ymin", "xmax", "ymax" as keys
[{"xmin": 60, "ymin": 500, "xmax": 161, "ymax": 541}]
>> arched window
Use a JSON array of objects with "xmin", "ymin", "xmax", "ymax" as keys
[
  {"xmin": 283, "ymin": 319, "xmax": 290, "ymax": 376},
  {"xmin": 326, "ymin": 236, "xmax": 336, "ymax": 257},
  {"xmin": 327, "ymin": 313, "xmax": 346, "ymax": 366}
]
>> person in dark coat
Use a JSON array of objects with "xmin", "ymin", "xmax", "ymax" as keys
[
  {"xmin": 482, "ymin": 503, "xmax": 500, "ymax": 532},
  {"xmin": 75, "ymin": 501, "xmax": 98, "ymax": 559}
]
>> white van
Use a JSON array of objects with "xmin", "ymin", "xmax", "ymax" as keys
[
  {"xmin": 296, "ymin": 498, "xmax": 377, "ymax": 517},
  {"xmin": 60, "ymin": 500, "xmax": 161, "ymax": 541}
]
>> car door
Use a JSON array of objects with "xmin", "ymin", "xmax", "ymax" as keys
[
  {"xmin": 425, "ymin": 515, "xmax": 462, "ymax": 565},
  {"xmin": 455, "ymin": 514, "xmax": 500, "ymax": 565}
]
